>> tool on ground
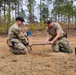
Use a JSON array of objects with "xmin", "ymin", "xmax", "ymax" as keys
[
  {"xmin": 75, "ymin": 47, "xmax": 76, "ymax": 55},
  {"xmin": 29, "ymin": 43, "xmax": 51, "ymax": 50},
  {"xmin": 32, "ymin": 43, "xmax": 50, "ymax": 46}
]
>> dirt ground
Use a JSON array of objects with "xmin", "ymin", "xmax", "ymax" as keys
[{"xmin": 0, "ymin": 35, "xmax": 76, "ymax": 75}]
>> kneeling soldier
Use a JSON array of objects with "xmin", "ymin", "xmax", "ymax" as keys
[
  {"xmin": 7, "ymin": 17, "xmax": 32, "ymax": 54},
  {"xmin": 44, "ymin": 19, "xmax": 72, "ymax": 53}
]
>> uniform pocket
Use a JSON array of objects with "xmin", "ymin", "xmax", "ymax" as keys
[
  {"xmin": 7, "ymin": 39, "xmax": 13, "ymax": 47},
  {"xmin": 11, "ymin": 39, "xmax": 19, "ymax": 43}
]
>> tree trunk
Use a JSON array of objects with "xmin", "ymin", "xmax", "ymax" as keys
[
  {"xmin": 58, "ymin": 13, "xmax": 60, "ymax": 22},
  {"xmin": 7, "ymin": 0, "xmax": 11, "ymax": 34},
  {"xmin": 15, "ymin": 2, "xmax": 17, "ymax": 18},
  {"xmin": 40, "ymin": 0, "xmax": 42, "ymax": 22},
  {"xmin": 18, "ymin": 0, "xmax": 19, "ymax": 16},
  {"xmin": 61, "ymin": 14, "xmax": 63, "ymax": 22},
  {"xmin": 68, "ymin": 16, "xmax": 70, "ymax": 30},
  {"xmin": 4, "ymin": 1, "xmax": 6, "ymax": 22},
  {"xmin": 8, "ymin": 0, "xmax": 11, "ymax": 23},
  {"xmin": 0, "ymin": 7, "xmax": 1, "ymax": 26}
]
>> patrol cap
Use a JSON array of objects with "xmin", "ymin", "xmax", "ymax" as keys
[
  {"xmin": 16, "ymin": 17, "xmax": 25, "ymax": 22},
  {"xmin": 44, "ymin": 18, "xmax": 52, "ymax": 25}
]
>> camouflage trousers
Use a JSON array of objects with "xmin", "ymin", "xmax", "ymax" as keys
[
  {"xmin": 52, "ymin": 37, "xmax": 71, "ymax": 52},
  {"xmin": 7, "ymin": 39, "xmax": 29, "ymax": 54},
  {"xmin": 11, "ymin": 42, "xmax": 29, "ymax": 54}
]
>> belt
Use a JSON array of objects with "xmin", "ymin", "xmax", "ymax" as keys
[
  {"xmin": 58, "ymin": 36, "xmax": 64, "ymax": 40},
  {"xmin": 58, "ymin": 34, "xmax": 67, "ymax": 40}
]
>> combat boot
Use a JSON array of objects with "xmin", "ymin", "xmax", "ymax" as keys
[{"xmin": 59, "ymin": 46, "xmax": 72, "ymax": 53}]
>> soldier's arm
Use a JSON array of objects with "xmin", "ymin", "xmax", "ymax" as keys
[
  {"xmin": 13, "ymin": 28, "xmax": 29, "ymax": 45},
  {"xmin": 52, "ymin": 31, "xmax": 60, "ymax": 42},
  {"xmin": 52, "ymin": 24, "xmax": 61, "ymax": 43}
]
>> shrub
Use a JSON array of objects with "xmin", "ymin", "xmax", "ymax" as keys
[
  {"xmin": 29, "ymin": 23, "xmax": 36, "ymax": 32},
  {"xmin": 40, "ymin": 21, "xmax": 46, "ymax": 29},
  {"xmin": 0, "ymin": 27, "xmax": 4, "ymax": 33}
]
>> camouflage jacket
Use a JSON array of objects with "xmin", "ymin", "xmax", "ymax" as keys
[{"xmin": 8, "ymin": 23, "xmax": 28, "ymax": 45}]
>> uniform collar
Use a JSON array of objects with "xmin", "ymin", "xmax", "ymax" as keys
[
  {"xmin": 14, "ymin": 23, "xmax": 21, "ymax": 30},
  {"xmin": 15, "ymin": 22, "xmax": 21, "ymax": 28}
]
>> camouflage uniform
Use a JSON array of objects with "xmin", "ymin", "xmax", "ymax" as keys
[
  {"xmin": 47, "ymin": 22, "xmax": 71, "ymax": 52},
  {"xmin": 7, "ymin": 23, "xmax": 29, "ymax": 54}
]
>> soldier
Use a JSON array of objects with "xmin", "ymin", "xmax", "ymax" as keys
[
  {"xmin": 7, "ymin": 17, "xmax": 32, "ymax": 54},
  {"xmin": 44, "ymin": 19, "xmax": 72, "ymax": 53}
]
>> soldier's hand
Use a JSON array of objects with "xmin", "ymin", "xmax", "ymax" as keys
[
  {"xmin": 48, "ymin": 41, "xmax": 54, "ymax": 44},
  {"xmin": 28, "ymin": 42, "xmax": 32, "ymax": 47}
]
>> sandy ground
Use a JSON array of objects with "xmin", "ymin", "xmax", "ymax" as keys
[{"xmin": 0, "ymin": 35, "xmax": 76, "ymax": 75}]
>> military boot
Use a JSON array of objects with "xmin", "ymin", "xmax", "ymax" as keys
[{"xmin": 59, "ymin": 46, "xmax": 72, "ymax": 53}]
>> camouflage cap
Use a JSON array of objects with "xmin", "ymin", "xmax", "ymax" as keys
[{"xmin": 16, "ymin": 17, "xmax": 25, "ymax": 22}]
